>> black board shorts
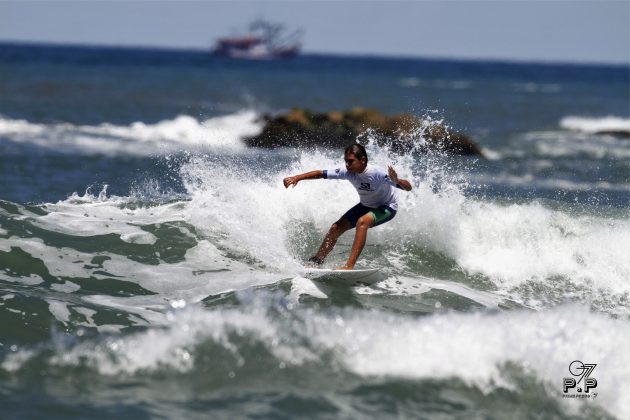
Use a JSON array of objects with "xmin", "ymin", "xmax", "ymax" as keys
[{"xmin": 340, "ymin": 203, "xmax": 397, "ymax": 228}]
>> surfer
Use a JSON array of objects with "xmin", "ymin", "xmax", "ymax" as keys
[{"xmin": 283, "ymin": 143, "xmax": 412, "ymax": 270}]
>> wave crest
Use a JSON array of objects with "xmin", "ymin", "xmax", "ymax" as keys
[{"xmin": 0, "ymin": 111, "xmax": 263, "ymax": 156}]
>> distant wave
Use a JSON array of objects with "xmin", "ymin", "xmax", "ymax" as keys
[
  {"xmin": 560, "ymin": 115, "xmax": 630, "ymax": 135},
  {"xmin": 468, "ymin": 172, "xmax": 630, "ymax": 193},
  {"xmin": 0, "ymin": 111, "xmax": 263, "ymax": 156},
  {"xmin": 397, "ymin": 77, "xmax": 473, "ymax": 89},
  {"xmin": 512, "ymin": 82, "xmax": 561, "ymax": 93},
  {"xmin": 486, "ymin": 129, "xmax": 630, "ymax": 160}
]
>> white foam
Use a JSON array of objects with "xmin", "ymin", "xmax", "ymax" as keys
[
  {"xmin": 74, "ymin": 307, "xmax": 98, "ymax": 329},
  {"xmin": 0, "ymin": 272, "xmax": 44, "ymax": 286},
  {"xmin": 45, "ymin": 303, "xmax": 315, "ymax": 375},
  {"xmin": 50, "ymin": 281, "xmax": 81, "ymax": 293},
  {"xmin": 560, "ymin": 116, "xmax": 630, "ymax": 134},
  {"xmin": 451, "ymin": 202, "xmax": 630, "ymax": 297},
  {"xmin": 394, "ymin": 188, "xmax": 630, "ymax": 313},
  {"xmin": 468, "ymin": 173, "xmax": 630, "ymax": 192},
  {"xmin": 313, "ymin": 305, "xmax": 630, "ymax": 417},
  {"xmin": 479, "ymin": 147, "xmax": 503, "ymax": 160},
  {"xmin": 48, "ymin": 300, "xmax": 72, "ymax": 323},
  {"xmin": 2, "ymin": 188, "xmax": 288, "ymax": 317},
  {"xmin": 289, "ymin": 276, "xmax": 330, "ymax": 300},
  {"xmin": 484, "ymin": 127, "xmax": 630, "ymax": 160},
  {"xmin": 536, "ymin": 135, "xmax": 630, "ymax": 159},
  {"xmin": 181, "ymin": 153, "xmax": 321, "ymax": 272},
  {"xmin": 0, "ymin": 111, "xmax": 263, "ymax": 156},
  {"xmin": 119, "ymin": 232, "xmax": 157, "ymax": 245},
  {"xmin": 33, "ymin": 187, "xmax": 186, "ymax": 241},
  {"xmin": 1, "ymin": 233, "xmax": 280, "ymax": 312},
  {"xmin": 500, "ymin": 130, "xmax": 630, "ymax": 160}
]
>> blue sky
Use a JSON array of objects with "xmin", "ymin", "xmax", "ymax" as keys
[{"xmin": 1, "ymin": 0, "xmax": 628, "ymax": 64}]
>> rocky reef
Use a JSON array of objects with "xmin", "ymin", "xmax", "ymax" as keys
[{"xmin": 244, "ymin": 108, "xmax": 484, "ymax": 157}]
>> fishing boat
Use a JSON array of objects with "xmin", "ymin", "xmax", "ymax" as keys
[{"xmin": 213, "ymin": 20, "xmax": 302, "ymax": 60}]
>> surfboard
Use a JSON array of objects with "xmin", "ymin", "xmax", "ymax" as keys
[{"xmin": 300, "ymin": 267, "xmax": 383, "ymax": 285}]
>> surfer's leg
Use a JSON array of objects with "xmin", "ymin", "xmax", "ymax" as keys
[
  {"xmin": 311, "ymin": 217, "xmax": 352, "ymax": 264},
  {"xmin": 341, "ymin": 213, "xmax": 375, "ymax": 270}
]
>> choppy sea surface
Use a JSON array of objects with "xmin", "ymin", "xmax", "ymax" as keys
[{"xmin": 1, "ymin": 43, "xmax": 629, "ymax": 419}]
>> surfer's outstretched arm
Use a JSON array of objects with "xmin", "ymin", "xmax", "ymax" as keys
[{"xmin": 283, "ymin": 170, "xmax": 323, "ymax": 188}]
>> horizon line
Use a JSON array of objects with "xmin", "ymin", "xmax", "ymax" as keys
[{"xmin": 1, "ymin": 39, "xmax": 629, "ymax": 69}]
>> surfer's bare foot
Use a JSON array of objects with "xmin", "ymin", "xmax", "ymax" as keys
[
  {"xmin": 305, "ymin": 256, "xmax": 324, "ymax": 268},
  {"xmin": 335, "ymin": 265, "xmax": 353, "ymax": 270}
]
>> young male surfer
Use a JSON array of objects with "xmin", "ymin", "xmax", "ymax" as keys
[{"xmin": 283, "ymin": 143, "xmax": 412, "ymax": 270}]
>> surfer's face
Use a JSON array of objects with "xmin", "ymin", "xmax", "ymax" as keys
[{"xmin": 344, "ymin": 152, "xmax": 367, "ymax": 173}]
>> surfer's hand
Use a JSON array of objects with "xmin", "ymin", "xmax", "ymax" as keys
[
  {"xmin": 387, "ymin": 165, "xmax": 399, "ymax": 183},
  {"xmin": 283, "ymin": 176, "xmax": 299, "ymax": 188}
]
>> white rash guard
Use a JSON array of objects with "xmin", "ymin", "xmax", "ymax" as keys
[{"xmin": 323, "ymin": 164, "xmax": 400, "ymax": 211}]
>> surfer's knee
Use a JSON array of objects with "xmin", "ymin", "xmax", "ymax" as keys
[
  {"xmin": 331, "ymin": 219, "xmax": 349, "ymax": 233},
  {"xmin": 330, "ymin": 222, "xmax": 343, "ymax": 235},
  {"xmin": 356, "ymin": 214, "xmax": 373, "ymax": 230}
]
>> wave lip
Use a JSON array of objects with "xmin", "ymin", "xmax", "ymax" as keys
[{"xmin": 0, "ymin": 111, "xmax": 263, "ymax": 156}]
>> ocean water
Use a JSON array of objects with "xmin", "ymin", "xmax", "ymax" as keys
[{"xmin": 1, "ymin": 43, "xmax": 629, "ymax": 419}]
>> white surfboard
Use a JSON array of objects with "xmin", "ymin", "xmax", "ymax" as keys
[{"xmin": 300, "ymin": 267, "xmax": 383, "ymax": 285}]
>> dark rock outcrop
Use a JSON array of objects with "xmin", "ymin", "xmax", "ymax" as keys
[{"xmin": 244, "ymin": 108, "xmax": 484, "ymax": 157}]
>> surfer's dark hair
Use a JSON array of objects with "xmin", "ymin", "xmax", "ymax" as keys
[{"xmin": 345, "ymin": 143, "xmax": 368, "ymax": 162}]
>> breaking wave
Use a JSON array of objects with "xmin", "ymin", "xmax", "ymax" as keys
[{"xmin": 0, "ymin": 111, "xmax": 262, "ymax": 156}]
